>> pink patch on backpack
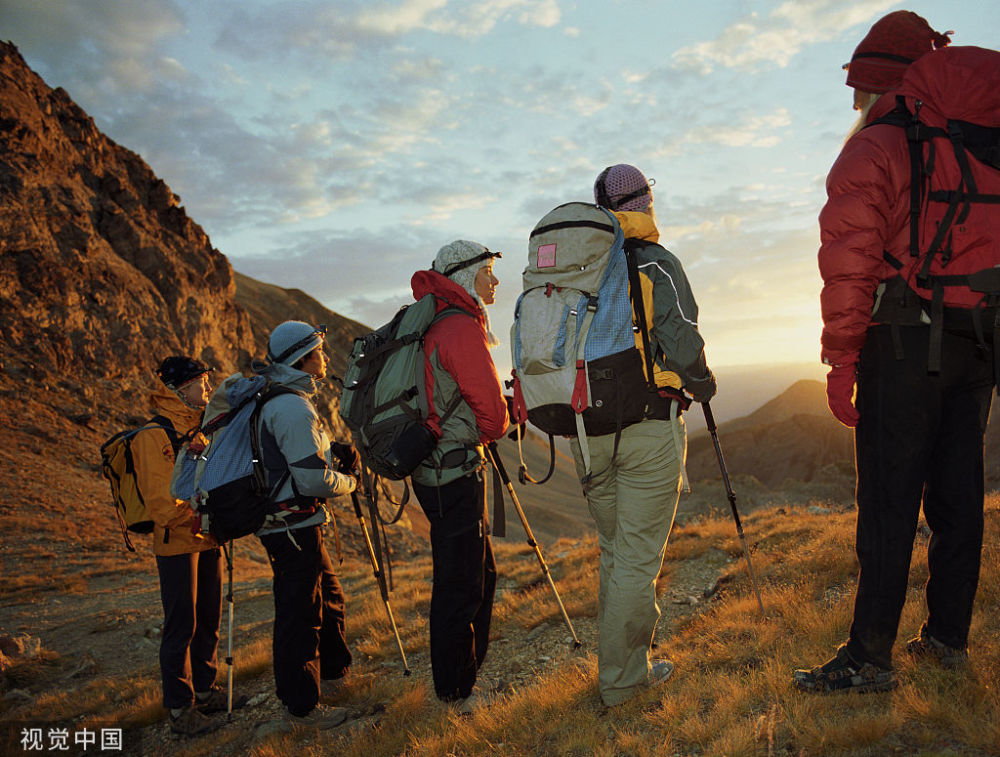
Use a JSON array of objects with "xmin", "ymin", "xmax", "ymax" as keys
[{"xmin": 537, "ymin": 243, "xmax": 557, "ymax": 268}]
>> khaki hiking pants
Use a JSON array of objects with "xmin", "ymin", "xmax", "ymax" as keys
[{"xmin": 571, "ymin": 418, "xmax": 684, "ymax": 706}]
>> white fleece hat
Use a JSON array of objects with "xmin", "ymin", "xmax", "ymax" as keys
[{"xmin": 431, "ymin": 240, "xmax": 501, "ymax": 346}]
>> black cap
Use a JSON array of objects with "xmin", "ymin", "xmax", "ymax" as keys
[{"xmin": 156, "ymin": 356, "xmax": 211, "ymax": 390}]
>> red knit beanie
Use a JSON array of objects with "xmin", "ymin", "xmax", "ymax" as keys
[{"xmin": 845, "ymin": 11, "xmax": 952, "ymax": 94}]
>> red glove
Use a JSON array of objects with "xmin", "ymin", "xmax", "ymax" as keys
[{"xmin": 826, "ymin": 364, "xmax": 859, "ymax": 427}]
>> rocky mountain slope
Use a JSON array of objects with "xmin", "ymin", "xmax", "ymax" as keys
[{"xmin": 0, "ymin": 40, "xmax": 586, "ymax": 557}]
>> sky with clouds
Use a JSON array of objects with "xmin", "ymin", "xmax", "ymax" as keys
[{"xmin": 4, "ymin": 0, "xmax": 998, "ymax": 379}]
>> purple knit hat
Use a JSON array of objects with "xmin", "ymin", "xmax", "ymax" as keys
[{"xmin": 594, "ymin": 164, "xmax": 653, "ymax": 212}]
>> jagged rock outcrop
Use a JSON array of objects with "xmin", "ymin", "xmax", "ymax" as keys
[
  {"xmin": 0, "ymin": 41, "xmax": 371, "ymax": 442},
  {"xmin": 0, "ymin": 41, "xmax": 255, "ymax": 409},
  {"xmin": 0, "ymin": 40, "xmax": 401, "ymax": 558}
]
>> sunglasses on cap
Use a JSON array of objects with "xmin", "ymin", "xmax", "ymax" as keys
[
  {"xmin": 269, "ymin": 324, "xmax": 328, "ymax": 365},
  {"xmin": 440, "ymin": 248, "xmax": 502, "ymax": 277}
]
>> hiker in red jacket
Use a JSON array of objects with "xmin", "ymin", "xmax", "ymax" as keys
[
  {"xmin": 409, "ymin": 240, "xmax": 509, "ymax": 714},
  {"xmin": 796, "ymin": 11, "xmax": 1000, "ymax": 692}
]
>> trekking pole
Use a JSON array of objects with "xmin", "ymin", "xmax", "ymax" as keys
[
  {"xmin": 485, "ymin": 442, "xmax": 582, "ymax": 648},
  {"xmin": 223, "ymin": 540, "xmax": 235, "ymax": 719},
  {"xmin": 701, "ymin": 403, "xmax": 766, "ymax": 615},
  {"xmin": 350, "ymin": 490, "xmax": 411, "ymax": 675}
]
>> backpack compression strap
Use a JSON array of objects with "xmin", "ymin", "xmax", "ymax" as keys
[{"xmin": 623, "ymin": 240, "xmax": 658, "ymax": 391}]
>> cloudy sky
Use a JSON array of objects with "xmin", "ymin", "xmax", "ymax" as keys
[{"xmin": 4, "ymin": 1, "xmax": 998, "ymax": 379}]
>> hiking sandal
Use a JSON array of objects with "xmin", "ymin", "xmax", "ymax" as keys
[
  {"xmin": 905, "ymin": 627, "xmax": 969, "ymax": 669},
  {"xmin": 793, "ymin": 645, "xmax": 898, "ymax": 693}
]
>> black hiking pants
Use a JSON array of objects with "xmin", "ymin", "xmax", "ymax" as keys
[
  {"xmin": 414, "ymin": 472, "xmax": 497, "ymax": 701},
  {"xmin": 155, "ymin": 548, "xmax": 222, "ymax": 710},
  {"xmin": 847, "ymin": 324, "xmax": 993, "ymax": 670},
  {"xmin": 260, "ymin": 524, "xmax": 352, "ymax": 716}
]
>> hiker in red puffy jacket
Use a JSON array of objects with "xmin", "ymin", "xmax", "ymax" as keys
[
  {"xmin": 796, "ymin": 11, "xmax": 1000, "ymax": 692},
  {"xmin": 409, "ymin": 240, "xmax": 509, "ymax": 714}
]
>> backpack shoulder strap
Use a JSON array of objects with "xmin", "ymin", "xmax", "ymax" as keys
[
  {"xmin": 248, "ymin": 384, "xmax": 301, "ymax": 495},
  {"xmin": 430, "ymin": 303, "xmax": 475, "ymax": 325},
  {"xmin": 623, "ymin": 238, "xmax": 658, "ymax": 391},
  {"xmin": 148, "ymin": 414, "xmax": 183, "ymax": 454}
]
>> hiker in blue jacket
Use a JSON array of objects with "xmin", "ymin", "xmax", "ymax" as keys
[{"xmin": 252, "ymin": 321, "xmax": 359, "ymax": 730}]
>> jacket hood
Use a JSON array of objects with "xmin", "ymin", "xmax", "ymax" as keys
[
  {"xmin": 148, "ymin": 386, "xmax": 204, "ymax": 431},
  {"xmin": 899, "ymin": 46, "xmax": 1000, "ymax": 125},
  {"xmin": 411, "ymin": 269, "xmax": 487, "ymax": 327},
  {"xmin": 613, "ymin": 210, "xmax": 660, "ymax": 243},
  {"xmin": 251, "ymin": 361, "xmax": 317, "ymax": 395}
]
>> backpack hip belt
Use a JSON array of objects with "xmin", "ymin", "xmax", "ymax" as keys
[{"xmin": 872, "ymin": 273, "xmax": 1000, "ymax": 379}]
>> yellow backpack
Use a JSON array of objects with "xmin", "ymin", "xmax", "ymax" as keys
[{"xmin": 100, "ymin": 415, "xmax": 182, "ymax": 551}]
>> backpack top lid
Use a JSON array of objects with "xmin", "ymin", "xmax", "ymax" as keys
[
  {"xmin": 200, "ymin": 373, "xmax": 267, "ymax": 432},
  {"xmin": 899, "ymin": 46, "xmax": 1000, "ymax": 126},
  {"xmin": 524, "ymin": 202, "xmax": 623, "ymax": 294}
]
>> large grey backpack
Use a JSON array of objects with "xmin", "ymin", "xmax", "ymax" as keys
[{"xmin": 510, "ymin": 202, "xmax": 653, "ymax": 481}]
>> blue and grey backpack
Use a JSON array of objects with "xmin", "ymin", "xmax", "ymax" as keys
[{"xmin": 171, "ymin": 373, "xmax": 294, "ymax": 541}]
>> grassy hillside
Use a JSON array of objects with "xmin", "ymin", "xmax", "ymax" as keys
[{"xmin": 3, "ymin": 494, "xmax": 997, "ymax": 756}]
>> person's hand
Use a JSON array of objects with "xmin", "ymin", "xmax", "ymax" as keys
[
  {"xmin": 330, "ymin": 441, "xmax": 361, "ymax": 475},
  {"xmin": 689, "ymin": 370, "xmax": 717, "ymax": 404},
  {"xmin": 504, "ymin": 395, "xmax": 526, "ymax": 440},
  {"xmin": 826, "ymin": 364, "xmax": 859, "ymax": 427}
]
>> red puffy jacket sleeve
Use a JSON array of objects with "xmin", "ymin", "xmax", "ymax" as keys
[
  {"xmin": 818, "ymin": 126, "xmax": 910, "ymax": 367},
  {"xmin": 431, "ymin": 315, "xmax": 509, "ymax": 442}
]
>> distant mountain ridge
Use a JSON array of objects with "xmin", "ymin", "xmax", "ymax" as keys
[
  {"xmin": 0, "ymin": 42, "xmax": 586, "ymax": 548},
  {"xmin": 683, "ymin": 379, "xmax": 855, "ymax": 512}
]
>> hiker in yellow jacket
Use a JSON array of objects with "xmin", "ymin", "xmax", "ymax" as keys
[{"xmin": 132, "ymin": 357, "xmax": 243, "ymax": 735}]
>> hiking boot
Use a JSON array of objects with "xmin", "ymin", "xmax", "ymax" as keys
[
  {"xmin": 169, "ymin": 705, "xmax": 222, "ymax": 736},
  {"xmin": 649, "ymin": 659, "xmax": 674, "ymax": 687},
  {"xmin": 456, "ymin": 691, "xmax": 485, "ymax": 716},
  {"xmin": 285, "ymin": 704, "xmax": 349, "ymax": 731},
  {"xmin": 195, "ymin": 684, "xmax": 249, "ymax": 714},
  {"xmin": 905, "ymin": 628, "xmax": 969, "ymax": 669},
  {"xmin": 793, "ymin": 645, "xmax": 898, "ymax": 693}
]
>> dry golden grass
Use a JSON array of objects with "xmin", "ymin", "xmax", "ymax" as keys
[
  {"xmin": 5, "ymin": 495, "xmax": 999, "ymax": 756},
  {"xmin": 310, "ymin": 496, "xmax": 1000, "ymax": 757}
]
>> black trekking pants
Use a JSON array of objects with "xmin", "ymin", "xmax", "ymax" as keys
[
  {"xmin": 155, "ymin": 548, "xmax": 222, "ymax": 710},
  {"xmin": 260, "ymin": 525, "xmax": 352, "ymax": 716},
  {"xmin": 414, "ymin": 472, "xmax": 497, "ymax": 701},
  {"xmin": 847, "ymin": 324, "xmax": 993, "ymax": 670}
]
